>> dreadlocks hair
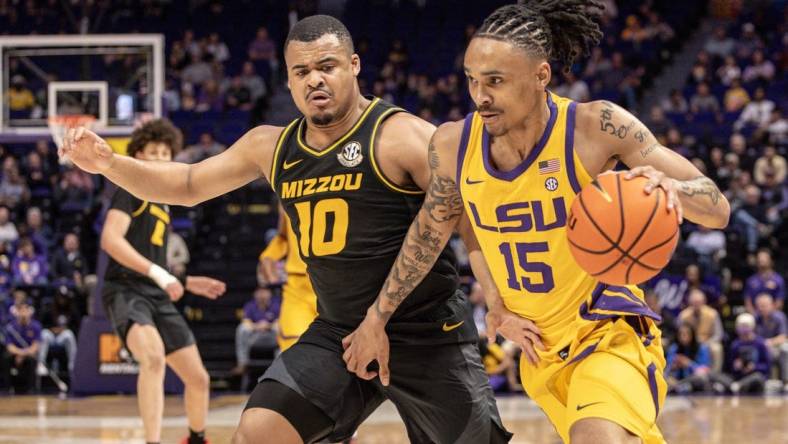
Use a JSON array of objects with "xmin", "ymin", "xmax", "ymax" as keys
[
  {"xmin": 126, "ymin": 118, "xmax": 183, "ymax": 158},
  {"xmin": 285, "ymin": 14, "xmax": 354, "ymax": 53},
  {"xmin": 476, "ymin": 1, "xmax": 604, "ymax": 72}
]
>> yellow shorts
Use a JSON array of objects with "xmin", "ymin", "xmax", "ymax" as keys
[
  {"xmin": 277, "ymin": 274, "xmax": 318, "ymax": 351},
  {"xmin": 522, "ymin": 316, "xmax": 667, "ymax": 444}
]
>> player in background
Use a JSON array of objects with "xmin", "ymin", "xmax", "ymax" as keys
[
  {"xmin": 343, "ymin": 2, "xmax": 730, "ymax": 444},
  {"xmin": 100, "ymin": 119, "xmax": 226, "ymax": 444}
]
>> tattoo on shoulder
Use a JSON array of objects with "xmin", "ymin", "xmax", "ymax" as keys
[
  {"xmin": 678, "ymin": 176, "xmax": 721, "ymax": 206},
  {"xmin": 599, "ymin": 105, "xmax": 635, "ymax": 139}
]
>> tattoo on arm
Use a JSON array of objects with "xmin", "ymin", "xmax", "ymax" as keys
[
  {"xmin": 374, "ymin": 139, "xmax": 463, "ymax": 320},
  {"xmin": 599, "ymin": 104, "xmax": 637, "ymax": 139},
  {"xmin": 639, "ymin": 143, "xmax": 659, "ymax": 158},
  {"xmin": 678, "ymin": 176, "xmax": 722, "ymax": 206}
]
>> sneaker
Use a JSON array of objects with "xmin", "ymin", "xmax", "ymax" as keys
[
  {"xmin": 180, "ymin": 438, "xmax": 210, "ymax": 444},
  {"xmin": 730, "ymin": 382, "xmax": 741, "ymax": 394},
  {"xmin": 765, "ymin": 379, "xmax": 782, "ymax": 394},
  {"xmin": 36, "ymin": 363, "xmax": 48, "ymax": 377},
  {"xmin": 712, "ymin": 382, "xmax": 727, "ymax": 394}
]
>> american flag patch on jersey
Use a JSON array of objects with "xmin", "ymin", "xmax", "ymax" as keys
[{"xmin": 538, "ymin": 158, "xmax": 560, "ymax": 174}]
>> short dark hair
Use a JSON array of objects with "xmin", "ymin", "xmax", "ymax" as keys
[
  {"xmin": 285, "ymin": 14, "xmax": 354, "ymax": 53},
  {"xmin": 476, "ymin": 1, "xmax": 604, "ymax": 72},
  {"xmin": 126, "ymin": 118, "xmax": 183, "ymax": 158}
]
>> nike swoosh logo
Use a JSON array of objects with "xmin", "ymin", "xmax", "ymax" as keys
[
  {"xmin": 283, "ymin": 159, "xmax": 304, "ymax": 170},
  {"xmin": 442, "ymin": 321, "xmax": 465, "ymax": 332},
  {"xmin": 576, "ymin": 401, "xmax": 603, "ymax": 411},
  {"xmin": 465, "ymin": 177, "xmax": 483, "ymax": 185}
]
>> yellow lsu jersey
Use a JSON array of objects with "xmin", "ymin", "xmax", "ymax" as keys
[{"xmin": 457, "ymin": 92, "xmax": 660, "ymax": 355}]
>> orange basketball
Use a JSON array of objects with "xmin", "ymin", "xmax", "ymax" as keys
[{"xmin": 566, "ymin": 171, "xmax": 679, "ymax": 286}]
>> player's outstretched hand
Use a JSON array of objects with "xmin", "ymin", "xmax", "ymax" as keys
[
  {"xmin": 60, "ymin": 126, "xmax": 115, "ymax": 174},
  {"xmin": 486, "ymin": 305, "xmax": 543, "ymax": 365},
  {"xmin": 625, "ymin": 166, "xmax": 683, "ymax": 223},
  {"xmin": 166, "ymin": 281, "xmax": 185, "ymax": 302},
  {"xmin": 342, "ymin": 313, "xmax": 391, "ymax": 386},
  {"xmin": 186, "ymin": 276, "xmax": 227, "ymax": 299}
]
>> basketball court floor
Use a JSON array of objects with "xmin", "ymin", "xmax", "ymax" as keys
[{"xmin": 0, "ymin": 394, "xmax": 785, "ymax": 443}]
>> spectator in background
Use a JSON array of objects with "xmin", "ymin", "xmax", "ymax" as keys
[
  {"xmin": 175, "ymin": 132, "xmax": 225, "ymax": 164},
  {"xmin": 735, "ymin": 23, "xmax": 762, "ymax": 60},
  {"xmin": 734, "ymin": 185, "xmax": 770, "ymax": 253},
  {"xmin": 205, "ymin": 32, "xmax": 230, "ymax": 64},
  {"xmin": 665, "ymin": 324, "xmax": 712, "ymax": 393},
  {"xmin": 0, "ymin": 205, "xmax": 18, "ymax": 245},
  {"xmin": 646, "ymin": 106, "xmax": 672, "ymax": 140},
  {"xmin": 678, "ymin": 289, "xmax": 724, "ymax": 372},
  {"xmin": 233, "ymin": 286, "xmax": 279, "ymax": 375},
  {"xmin": 195, "ymin": 79, "xmax": 223, "ymax": 113},
  {"xmin": 729, "ymin": 133, "xmax": 756, "ymax": 173},
  {"xmin": 690, "ymin": 82, "xmax": 720, "ymax": 114},
  {"xmin": 240, "ymin": 61, "xmax": 267, "ymax": 103},
  {"xmin": 763, "ymin": 108, "xmax": 787, "ymax": 145},
  {"xmin": 23, "ymin": 207, "xmax": 52, "ymax": 253},
  {"xmin": 38, "ymin": 313, "xmax": 77, "ymax": 376},
  {"xmin": 724, "ymin": 78, "xmax": 750, "ymax": 113},
  {"xmin": 1, "ymin": 298, "xmax": 40, "ymax": 394},
  {"xmin": 754, "ymin": 145, "xmax": 787, "ymax": 186},
  {"xmin": 0, "ymin": 242, "xmax": 12, "ymax": 295},
  {"xmin": 51, "ymin": 233, "xmax": 86, "ymax": 290},
  {"xmin": 685, "ymin": 226, "xmax": 726, "ymax": 274},
  {"xmin": 11, "ymin": 238, "xmax": 47, "ymax": 286},
  {"xmin": 24, "ymin": 151, "xmax": 50, "ymax": 197},
  {"xmin": 754, "ymin": 293, "xmax": 788, "ymax": 387},
  {"xmin": 661, "ymin": 89, "xmax": 689, "ymax": 114},
  {"xmin": 704, "ymin": 26, "xmax": 735, "ymax": 59},
  {"xmin": 0, "ymin": 158, "xmax": 30, "ymax": 210},
  {"xmin": 247, "ymin": 26, "xmax": 276, "ymax": 68},
  {"xmin": 7, "ymin": 75, "xmax": 35, "ymax": 115},
  {"xmin": 167, "ymin": 231, "xmax": 190, "ymax": 281},
  {"xmin": 479, "ymin": 338, "xmax": 516, "ymax": 393},
  {"xmin": 224, "ymin": 76, "xmax": 253, "ymax": 111},
  {"xmin": 735, "ymin": 87, "xmax": 775, "ymax": 132},
  {"xmin": 55, "ymin": 167, "xmax": 95, "ymax": 212},
  {"xmin": 681, "ymin": 264, "xmax": 720, "ymax": 307},
  {"xmin": 745, "ymin": 250, "xmax": 785, "ymax": 313},
  {"xmin": 722, "ymin": 313, "xmax": 771, "ymax": 394},
  {"xmin": 742, "ymin": 50, "xmax": 775, "ymax": 84},
  {"xmin": 468, "ymin": 281, "xmax": 486, "ymax": 337},
  {"xmin": 717, "ymin": 55, "xmax": 742, "ymax": 86},
  {"xmin": 181, "ymin": 54, "xmax": 215, "ymax": 88},
  {"xmin": 554, "ymin": 71, "xmax": 590, "ymax": 103}
]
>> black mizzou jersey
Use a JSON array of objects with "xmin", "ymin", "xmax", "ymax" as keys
[
  {"xmin": 104, "ymin": 187, "xmax": 170, "ymax": 289},
  {"xmin": 270, "ymin": 97, "xmax": 464, "ymax": 340}
]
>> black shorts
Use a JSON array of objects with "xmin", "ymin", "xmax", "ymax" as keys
[
  {"xmin": 102, "ymin": 280, "xmax": 195, "ymax": 355},
  {"xmin": 246, "ymin": 318, "xmax": 512, "ymax": 443}
]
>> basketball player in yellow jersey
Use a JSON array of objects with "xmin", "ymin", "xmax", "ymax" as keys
[
  {"xmin": 258, "ymin": 209, "xmax": 317, "ymax": 351},
  {"xmin": 344, "ymin": 2, "xmax": 731, "ymax": 444}
]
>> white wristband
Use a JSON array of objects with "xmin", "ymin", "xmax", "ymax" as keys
[{"xmin": 147, "ymin": 264, "xmax": 178, "ymax": 289}]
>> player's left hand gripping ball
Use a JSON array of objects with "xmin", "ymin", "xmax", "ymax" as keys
[{"xmin": 624, "ymin": 165, "xmax": 683, "ymax": 223}]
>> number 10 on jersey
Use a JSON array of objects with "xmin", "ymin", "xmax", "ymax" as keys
[{"xmin": 294, "ymin": 198, "xmax": 349, "ymax": 257}]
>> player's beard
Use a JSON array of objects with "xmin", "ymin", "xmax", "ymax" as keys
[{"xmin": 310, "ymin": 112, "xmax": 335, "ymax": 125}]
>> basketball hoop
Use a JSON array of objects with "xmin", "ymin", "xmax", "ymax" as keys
[{"xmin": 48, "ymin": 114, "xmax": 97, "ymax": 150}]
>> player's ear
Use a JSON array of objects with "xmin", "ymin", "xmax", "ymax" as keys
[
  {"xmin": 537, "ymin": 61, "xmax": 551, "ymax": 90},
  {"xmin": 351, "ymin": 54, "xmax": 361, "ymax": 76}
]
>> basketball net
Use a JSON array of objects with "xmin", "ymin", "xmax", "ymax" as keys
[{"xmin": 48, "ymin": 114, "xmax": 97, "ymax": 165}]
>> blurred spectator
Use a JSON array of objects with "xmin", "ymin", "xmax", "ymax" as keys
[
  {"xmin": 735, "ymin": 23, "xmax": 763, "ymax": 60},
  {"xmin": 247, "ymin": 26, "xmax": 276, "ymax": 66},
  {"xmin": 729, "ymin": 133, "xmax": 756, "ymax": 173},
  {"xmin": 723, "ymin": 78, "xmax": 750, "ymax": 113},
  {"xmin": 7, "ymin": 75, "xmax": 35, "ymax": 115},
  {"xmin": 232, "ymin": 286, "xmax": 279, "ymax": 375},
  {"xmin": 0, "ymin": 205, "xmax": 18, "ymax": 245},
  {"xmin": 240, "ymin": 61, "xmax": 267, "ymax": 103},
  {"xmin": 51, "ymin": 233, "xmax": 86, "ymax": 290},
  {"xmin": 38, "ymin": 313, "xmax": 76, "ymax": 376},
  {"xmin": 685, "ymin": 226, "xmax": 726, "ymax": 273},
  {"xmin": 23, "ymin": 151, "xmax": 50, "ymax": 197},
  {"xmin": 681, "ymin": 264, "xmax": 720, "ymax": 307},
  {"xmin": 175, "ymin": 132, "xmax": 225, "ymax": 164},
  {"xmin": 162, "ymin": 77, "xmax": 181, "ymax": 112},
  {"xmin": 720, "ymin": 313, "xmax": 771, "ymax": 394},
  {"xmin": 479, "ymin": 339, "xmax": 516, "ymax": 393},
  {"xmin": 0, "ymin": 158, "xmax": 30, "ymax": 210},
  {"xmin": 763, "ymin": 108, "xmax": 787, "ymax": 145},
  {"xmin": 645, "ymin": 288, "xmax": 677, "ymax": 345},
  {"xmin": 0, "ymin": 242, "xmax": 12, "ymax": 295},
  {"xmin": 554, "ymin": 71, "xmax": 590, "ymax": 103},
  {"xmin": 690, "ymin": 82, "xmax": 720, "ymax": 114},
  {"xmin": 742, "ymin": 50, "xmax": 775, "ymax": 84},
  {"xmin": 225, "ymin": 76, "xmax": 253, "ymax": 111},
  {"xmin": 182, "ymin": 54, "xmax": 215, "ymax": 87},
  {"xmin": 704, "ymin": 27, "xmax": 735, "ymax": 59},
  {"xmin": 621, "ymin": 15, "xmax": 648, "ymax": 44},
  {"xmin": 665, "ymin": 324, "xmax": 712, "ymax": 393},
  {"xmin": 55, "ymin": 167, "xmax": 95, "ymax": 213},
  {"xmin": 12, "ymin": 238, "xmax": 48, "ymax": 286},
  {"xmin": 733, "ymin": 186, "xmax": 771, "ymax": 253},
  {"xmin": 646, "ymin": 106, "xmax": 672, "ymax": 140},
  {"xmin": 1, "ymin": 298, "xmax": 40, "ymax": 394},
  {"xmin": 205, "ymin": 32, "xmax": 230, "ymax": 64},
  {"xmin": 754, "ymin": 293, "xmax": 788, "ymax": 386},
  {"xmin": 734, "ymin": 87, "xmax": 775, "ymax": 131},
  {"xmin": 661, "ymin": 89, "xmax": 689, "ymax": 114},
  {"xmin": 745, "ymin": 250, "xmax": 785, "ymax": 312},
  {"xmin": 468, "ymin": 281, "xmax": 486, "ymax": 337},
  {"xmin": 22, "ymin": 207, "xmax": 52, "ymax": 253},
  {"xmin": 754, "ymin": 145, "xmax": 787, "ymax": 186},
  {"xmin": 167, "ymin": 231, "xmax": 190, "ymax": 280},
  {"xmin": 678, "ymin": 289, "xmax": 724, "ymax": 372},
  {"xmin": 195, "ymin": 79, "xmax": 223, "ymax": 113},
  {"xmin": 717, "ymin": 55, "xmax": 742, "ymax": 86}
]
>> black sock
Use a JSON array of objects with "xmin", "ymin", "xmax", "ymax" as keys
[
  {"xmin": 146, "ymin": 442, "xmax": 160, "ymax": 444},
  {"xmin": 188, "ymin": 429, "xmax": 206, "ymax": 444}
]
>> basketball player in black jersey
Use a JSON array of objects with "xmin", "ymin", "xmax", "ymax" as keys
[
  {"xmin": 63, "ymin": 16, "xmax": 513, "ymax": 444},
  {"xmin": 100, "ymin": 119, "xmax": 226, "ymax": 444}
]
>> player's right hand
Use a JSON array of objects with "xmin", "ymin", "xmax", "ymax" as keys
[
  {"xmin": 61, "ymin": 126, "xmax": 115, "ymax": 174},
  {"xmin": 486, "ymin": 306, "xmax": 543, "ymax": 365},
  {"xmin": 165, "ymin": 281, "xmax": 185, "ymax": 302}
]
